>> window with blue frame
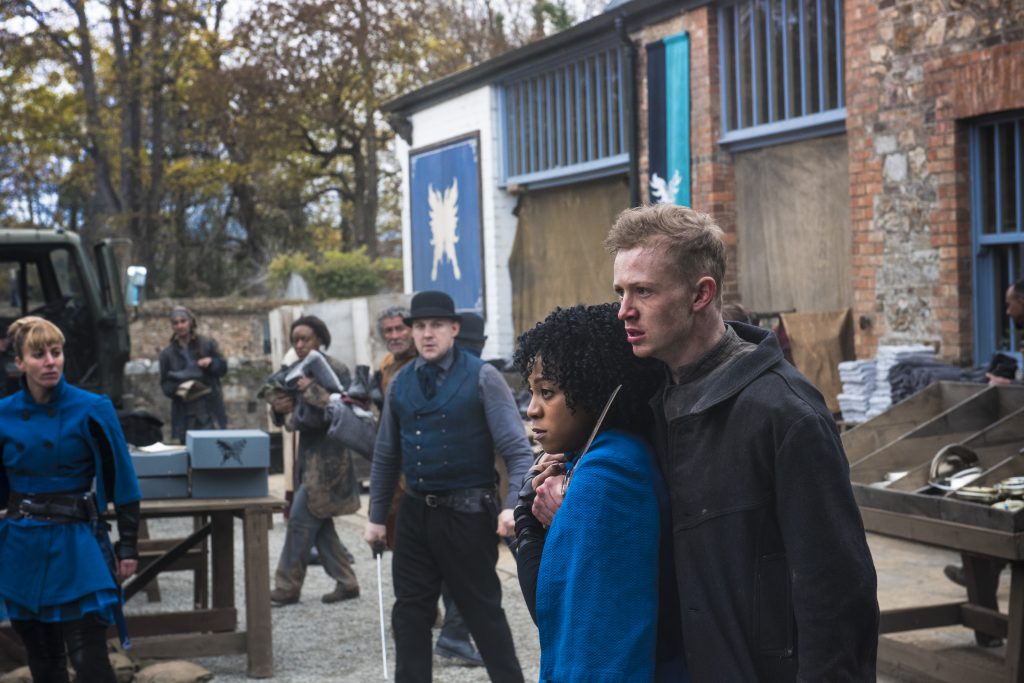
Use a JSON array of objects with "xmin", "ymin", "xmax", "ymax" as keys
[
  {"xmin": 500, "ymin": 44, "xmax": 628, "ymax": 188},
  {"xmin": 717, "ymin": 0, "xmax": 844, "ymax": 150},
  {"xmin": 971, "ymin": 112, "xmax": 1024, "ymax": 365}
]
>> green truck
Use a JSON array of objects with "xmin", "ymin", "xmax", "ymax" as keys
[{"xmin": 1, "ymin": 228, "xmax": 132, "ymax": 405}]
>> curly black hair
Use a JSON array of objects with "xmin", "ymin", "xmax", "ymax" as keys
[
  {"xmin": 512, "ymin": 303, "xmax": 664, "ymax": 436},
  {"xmin": 291, "ymin": 315, "xmax": 331, "ymax": 350}
]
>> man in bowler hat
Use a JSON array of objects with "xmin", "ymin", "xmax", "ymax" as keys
[{"xmin": 365, "ymin": 291, "xmax": 531, "ymax": 683}]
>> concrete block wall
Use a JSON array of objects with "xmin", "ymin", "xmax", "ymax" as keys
[{"xmin": 845, "ymin": 0, "xmax": 1024, "ymax": 361}]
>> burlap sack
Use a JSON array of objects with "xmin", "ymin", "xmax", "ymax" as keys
[
  {"xmin": 109, "ymin": 650, "xmax": 138, "ymax": 683},
  {"xmin": 0, "ymin": 651, "xmax": 135, "ymax": 682},
  {"xmin": 134, "ymin": 661, "xmax": 214, "ymax": 683},
  {"xmin": 0, "ymin": 667, "xmax": 79, "ymax": 682}
]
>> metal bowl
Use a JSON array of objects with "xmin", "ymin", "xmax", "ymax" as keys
[
  {"xmin": 997, "ymin": 477, "xmax": 1024, "ymax": 498},
  {"xmin": 991, "ymin": 499, "xmax": 1024, "ymax": 512}
]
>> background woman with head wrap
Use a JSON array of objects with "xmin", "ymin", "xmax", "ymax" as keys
[{"xmin": 157, "ymin": 305, "xmax": 228, "ymax": 443}]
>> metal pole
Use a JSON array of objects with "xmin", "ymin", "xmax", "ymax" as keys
[{"xmin": 373, "ymin": 542, "xmax": 388, "ymax": 679}]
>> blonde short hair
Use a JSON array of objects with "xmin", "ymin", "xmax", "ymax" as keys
[
  {"xmin": 7, "ymin": 316, "xmax": 65, "ymax": 359},
  {"xmin": 605, "ymin": 204, "xmax": 726, "ymax": 304}
]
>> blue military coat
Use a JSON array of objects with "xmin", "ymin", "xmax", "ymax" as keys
[{"xmin": 0, "ymin": 378, "xmax": 141, "ymax": 622}]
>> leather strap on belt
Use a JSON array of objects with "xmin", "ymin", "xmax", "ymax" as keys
[
  {"xmin": 7, "ymin": 491, "xmax": 93, "ymax": 523},
  {"xmin": 404, "ymin": 487, "xmax": 496, "ymax": 513}
]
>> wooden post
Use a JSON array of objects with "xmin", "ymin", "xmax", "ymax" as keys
[
  {"xmin": 194, "ymin": 513, "xmax": 209, "ymax": 609},
  {"xmin": 1007, "ymin": 561, "xmax": 1024, "ymax": 681},
  {"xmin": 962, "ymin": 553, "xmax": 1006, "ymax": 646},
  {"xmin": 243, "ymin": 508, "xmax": 273, "ymax": 678},
  {"xmin": 138, "ymin": 518, "xmax": 161, "ymax": 602},
  {"xmin": 211, "ymin": 511, "xmax": 235, "ymax": 609}
]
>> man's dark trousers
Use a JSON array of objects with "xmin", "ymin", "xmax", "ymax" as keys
[{"xmin": 392, "ymin": 495, "xmax": 523, "ymax": 683}]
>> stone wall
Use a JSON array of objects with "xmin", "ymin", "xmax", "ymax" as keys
[
  {"xmin": 126, "ymin": 298, "xmax": 290, "ymax": 436},
  {"xmin": 125, "ymin": 357, "xmax": 275, "ymax": 437},
  {"xmin": 846, "ymin": 0, "xmax": 1024, "ymax": 360},
  {"xmin": 130, "ymin": 297, "xmax": 292, "ymax": 360}
]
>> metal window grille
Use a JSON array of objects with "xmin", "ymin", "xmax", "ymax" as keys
[
  {"xmin": 717, "ymin": 0, "xmax": 844, "ymax": 149},
  {"xmin": 501, "ymin": 45, "xmax": 628, "ymax": 187},
  {"xmin": 971, "ymin": 113, "xmax": 1024, "ymax": 365}
]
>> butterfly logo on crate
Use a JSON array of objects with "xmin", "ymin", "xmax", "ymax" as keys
[
  {"xmin": 217, "ymin": 439, "xmax": 247, "ymax": 467},
  {"xmin": 187, "ymin": 430, "xmax": 270, "ymax": 498}
]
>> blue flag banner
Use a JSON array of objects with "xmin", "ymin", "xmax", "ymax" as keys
[
  {"xmin": 409, "ymin": 135, "xmax": 484, "ymax": 313},
  {"xmin": 646, "ymin": 32, "xmax": 691, "ymax": 206}
]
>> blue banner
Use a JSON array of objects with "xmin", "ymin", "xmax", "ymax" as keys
[
  {"xmin": 409, "ymin": 135, "xmax": 484, "ymax": 313},
  {"xmin": 646, "ymin": 32, "xmax": 691, "ymax": 207}
]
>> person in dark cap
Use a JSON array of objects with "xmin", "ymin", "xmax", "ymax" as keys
[
  {"xmin": 365, "ymin": 291, "xmax": 531, "ymax": 683},
  {"xmin": 158, "ymin": 305, "xmax": 227, "ymax": 443},
  {"xmin": 455, "ymin": 312, "xmax": 488, "ymax": 357}
]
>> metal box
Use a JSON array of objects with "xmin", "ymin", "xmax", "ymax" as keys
[
  {"xmin": 131, "ymin": 449, "xmax": 189, "ymax": 500},
  {"xmin": 187, "ymin": 430, "xmax": 270, "ymax": 499}
]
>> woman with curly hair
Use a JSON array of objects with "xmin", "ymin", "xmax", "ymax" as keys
[{"xmin": 513, "ymin": 303, "xmax": 687, "ymax": 682}]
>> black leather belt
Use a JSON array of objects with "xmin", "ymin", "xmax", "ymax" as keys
[
  {"xmin": 7, "ymin": 491, "xmax": 95, "ymax": 523},
  {"xmin": 405, "ymin": 487, "xmax": 496, "ymax": 513}
]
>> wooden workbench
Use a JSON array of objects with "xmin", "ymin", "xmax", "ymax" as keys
[
  {"xmin": 861, "ymin": 502, "xmax": 1024, "ymax": 682},
  {"xmin": 0, "ymin": 496, "xmax": 285, "ymax": 679},
  {"xmin": 844, "ymin": 383, "xmax": 1024, "ymax": 682}
]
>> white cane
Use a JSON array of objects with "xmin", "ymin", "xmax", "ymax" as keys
[{"xmin": 373, "ymin": 541, "xmax": 388, "ymax": 679}]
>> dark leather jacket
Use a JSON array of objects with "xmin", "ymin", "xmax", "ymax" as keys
[
  {"xmin": 651, "ymin": 322, "xmax": 878, "ymax": 682},
  {"xmin": 158, "ymin": 334, "xmax": 228, "ymax": 442}
]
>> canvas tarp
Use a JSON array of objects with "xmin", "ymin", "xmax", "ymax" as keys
[
  {"xmin": 509, "ymin": 175, "xmax": 630, "ymax": 335},
  {"xmin": 780, "ymin": 308, "xmax": 855, "ymax": 415}
]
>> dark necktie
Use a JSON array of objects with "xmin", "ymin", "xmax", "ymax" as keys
[{"xmin": 417, "ymin": 363, "xmax": 441, "ymax": 400}]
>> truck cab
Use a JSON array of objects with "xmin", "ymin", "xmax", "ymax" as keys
[{"xmin": 0, "ymin": 228, "xmax": 131, "ymax": 405}]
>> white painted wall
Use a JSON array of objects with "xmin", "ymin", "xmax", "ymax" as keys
[{"xmin": 395, "ymin": 86, "xmax": 519, "ymax": 359}]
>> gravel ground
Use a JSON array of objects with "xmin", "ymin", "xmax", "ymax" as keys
[
  {"xmin": 125, "ymin": 483, "xmax": 540, "ymax": 682},
  {"xmin": 79, "ymin": 476, "xmax": 1002, "ymax": 683}
]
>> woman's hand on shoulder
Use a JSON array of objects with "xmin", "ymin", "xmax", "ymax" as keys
[
  {"xmin": 533, "ymin": 472, "xmax": 566, "ymax": 527},
  {"xmin": 531, "ymin": 452, "xmax": 566, "ymax": 491}
]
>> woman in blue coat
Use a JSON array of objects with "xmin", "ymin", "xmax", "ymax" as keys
[
  {"xmin": 0, "ymin": 316, "xmax": 142, "ymax": 683},
  {"xmin": 512, "ymin": 304, "xmax": 687, "ymax": 682}
]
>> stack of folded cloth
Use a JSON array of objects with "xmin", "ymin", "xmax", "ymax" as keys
[
  {"xmin": 866, "ymin": 344, "xmax": 936, "ymax": 418},
  {"xmin": 837, "ymin": 360, "xmax": 877, "ymax": 424}
]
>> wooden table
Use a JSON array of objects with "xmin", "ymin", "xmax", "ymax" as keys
[
  {"xmin": 0, "ymin": 496, "xmax": 285, "ymax": 679},
  {"xmin": 843, "ymin": 383, "xmax": 1024, "ymax": 682},
  {"xmin": 861, "ymin": 504, "xmax": 1024, "ymax": 683}
]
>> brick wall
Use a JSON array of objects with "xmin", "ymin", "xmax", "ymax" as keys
[
  {"xmin": 845, "ymin": 0, "xmax": 1024, "ymax": 361},
  {"xmin": 632, "ymin": 6, "xmax": 739, "ymax": 303}
]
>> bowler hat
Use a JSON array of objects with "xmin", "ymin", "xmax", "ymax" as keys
[
  {"xmin": 404, "ymin": 291, "xmax": 461, "ymax": 325},
  {"xmin": 456, "ymin": 312, "xmax": 487, "ymax": 344}
]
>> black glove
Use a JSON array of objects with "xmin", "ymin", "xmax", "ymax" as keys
[{"xmin": 113, "ymin": 501, "xmax": 141, "ymax": 561}]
